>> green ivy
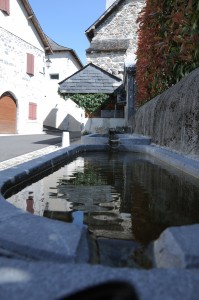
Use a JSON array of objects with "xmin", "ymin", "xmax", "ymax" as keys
[{"xmin": 59, "ymin": 92, "xmax": 109, "ymax": 116}]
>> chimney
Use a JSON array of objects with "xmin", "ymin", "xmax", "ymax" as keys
[{"xmin": 106, "ymin": 0, "xmax": 116, "ymax": 9}]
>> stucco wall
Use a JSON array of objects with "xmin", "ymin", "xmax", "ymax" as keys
[
  {"xmin": 133, "ymin": 68, "xmax": 199, "ymax": 156},
  {"xmin": 84, "ymin": 118, "xmax": 126, "ymax": 133},
  {"xmin": 43, "ymin": 99, "xmax": 85, "ymax": 132},
  {"xmin": 0, "ymin": 0, "xmax": 45, "ymax": 51},
  {"xmin": 43, "ymin": 51, "xmax": 85, "ymax": 132}
]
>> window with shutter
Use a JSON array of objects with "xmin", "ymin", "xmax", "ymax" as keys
[
  {"xmin": 0, "ymin": 0, "xmax": 10, "ymax": 15},
  {"xmin": 27, "ymin": 53, "xmax": 34, "ymax": 76},
  {"xmin": 28, "ymin": 102, "xmax": 37, "ymax": 120}
]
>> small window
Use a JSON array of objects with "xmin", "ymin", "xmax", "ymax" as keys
[
  {"xmin": 27, "ymin": 53, "xmax": 34, "ymax": 76},
  {"xmin": 50, "ymin": 74, "xmax": 59, "ymax": 80},
  {"xmin": 29, "ymin": 102, "xmax": 37, "ymax": 120},
  {"xmin": 0, "ymin": 0, "xmax": 10, "ymax": 15}
]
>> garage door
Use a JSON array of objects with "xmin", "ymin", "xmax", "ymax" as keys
[{"xmin": 0, "ymin": 96, "xmax": 17, "ymax": 134}]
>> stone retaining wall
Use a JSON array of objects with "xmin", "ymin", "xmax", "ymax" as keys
[{"xmin": 133, "ymin": 68, "xmax": 199, "ymax": 156}]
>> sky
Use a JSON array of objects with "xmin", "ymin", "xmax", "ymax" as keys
[{"xmin": 28, "ymin": 0, "xmax": 106, "ymax": 65}]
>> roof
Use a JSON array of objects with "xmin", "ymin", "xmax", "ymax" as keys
[
  {"xmin": 59, "ymin": 63, "xmax": 122, "ymax": 94},
  {"xmin": 46, "ymin": 36, "xmax": 83, "ymax": 68},
  {"xmin": 85, "ymin": 0, "xmax": 125, "ymax": 41},
  {"xmin": 86, "ymin": 39, "xmax": 129, "ymax": 53},
  {"xmin": 21, "ymin": 0, "xmax": 52, "ymax": 54}
]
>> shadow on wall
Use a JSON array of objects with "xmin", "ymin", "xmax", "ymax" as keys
[
  {"xmin": 43, "ymin": 109, "xmax": 82, "ymax": 132},
  {"xmin": 43, "ymin": 108, "xmax": 58, "ymax": 129},
  {"xmin": 58, "ymin": 114, "xmax": 82, "ymax": 132}
]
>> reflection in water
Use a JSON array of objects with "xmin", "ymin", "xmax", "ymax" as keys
[
  {"xmin": 6, "ymin": 152, "xmax": 199, "ymax": 245},
  {"xmin": 26, "ymin": 193, "xmax": 34, "ymax": 214}
]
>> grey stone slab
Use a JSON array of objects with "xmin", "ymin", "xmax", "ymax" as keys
[
  {"xmin": 0, "ymin": 258, "xmax": 199, "ymax": 300},
  {"xmin": 153, "ymin": 224, "xmax": 199, "ymax": 268},
  {"xmin": 98, "ymin": 238, "xmax": 139, "ymax": 268},
  {"xmin": 59, "ymin": 63, "xmax": 121, "ymax": 94},
  {"xmin": 143, "ymin": 145, "xmax": 199, "ymax": 179},
  {"xmin": 0, "ymin": 213, "xmax": 89, "ymax": 263},
  {"xmin": 0, "ymin": 196, "xmax": 25, "ymax": 221}
]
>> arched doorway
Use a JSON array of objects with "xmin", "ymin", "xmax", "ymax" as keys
[{"xmin": 0, "ymin": 95, "xmax": 17, "ymax": 134}]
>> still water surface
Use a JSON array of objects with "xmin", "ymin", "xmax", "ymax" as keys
[{"xmin": 6, "ymin": 152, "xmax": 199, "ymax": 246}]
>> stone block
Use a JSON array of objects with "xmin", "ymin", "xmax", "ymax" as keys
[
  {"xmin": 153, "ymin": 224, "xmax": 199, "ymax": 268},
  {"xmin": 0, "ymin": 258, "xmax": 199, "ymax": 300},
  {"xmin": 0, "ymin": 213, "xmax": 90, "ymax": 263}
]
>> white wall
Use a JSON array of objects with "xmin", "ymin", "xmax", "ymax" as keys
[
  {"xmin": 43, "ymin": 51, "xmax": 85, "ymax": 132},
  {"xmin": 0, "ymin": 0, "xmax": 49, "ymax": 134},
  {"xmin": 84, "ymin": 118, "xmax": 126, "ymax": 134},
  {"xmin": 0, "ymin": 0, "xmax": 84, "ymax": 134},
  {"xmin": 0, "ymin": 0, "xmax": 44, "ymax": 51},
  {"xmin": 47, "ymin": 52, "xmax": 81, "ymax": 83},
  {"xmin": 43, "ymin": 98, "xmax": 85, "ymax": 132},
  {"xmin": 0, "ymin": 28, "xmax": 47, "ymax": 134}
]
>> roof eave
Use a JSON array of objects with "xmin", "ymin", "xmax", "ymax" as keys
[
  {"xmin": 21, "ymin": 0, "xmax": 53, "ymax": 54},
  {"xmin": 85, "ymin": 0, "xmax": 124, "ymax": 42}
]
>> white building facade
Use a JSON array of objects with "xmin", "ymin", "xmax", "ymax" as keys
[
  {"xmin": 0, "ymin": 0, "xmax": 84, "ymax": 134},
  {"xmin": 0, "ymin": 0, "xmax": 52, "ymax": 134},
  {"xmin": 43, "ymin": 37, "xmax": 85, "ymax": 132}
]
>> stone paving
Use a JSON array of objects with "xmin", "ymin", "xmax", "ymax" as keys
[{"xmin": 0, "ymin": 145, "xmax": 59, "ymax": 170}]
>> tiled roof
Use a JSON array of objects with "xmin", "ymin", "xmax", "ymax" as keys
[
  {"xmin": 86, "ymin": 39, "xmax": 129, "ymax": 53},
  {"xmin": 46, "ymin": 36, "xmax": 71, "ymax": 52},
  {"xmin": 85, "ymin": 0, "xmax": 125, "ymax": 41},
  {"xmin": 46, "ymin": 36, "xmax": 83, "ymax": 68},
  {"xmin": 59, "ymin": 63, "xmax": 122, "ymax": 94},
  {"xmin": 21, "ymin": 0, "xmax": 52, "ymax": 54}
]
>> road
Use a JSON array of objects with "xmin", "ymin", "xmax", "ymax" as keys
[{"xmin": 0, "ymin": 133, "xmax": 62, "ymax": 162}]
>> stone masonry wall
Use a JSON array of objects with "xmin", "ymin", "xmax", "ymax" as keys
[
  {"xmin": 0, "ymin": 27, "xmax": 46, "ymax": 134},
  {"xmin": 86, "ymin": 0, "xmax": 145, "ymax": 77},
  {"xmin": 133, "ymin": 67, "xmax": 199, "ymax": 157}
]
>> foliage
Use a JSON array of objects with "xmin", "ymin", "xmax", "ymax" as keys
[
  {"xmin": 63, "ymin": 93, "xmax": 109, "ymax": 117},
  {"xmin": 81, "ymin": 130, "xmax": 91, "ymax": 135},
  {"xmin": 59, "ymin": 165, "xmax": 107, "ymax": 186},
  {"xmin": 136, "ymin": 0, "xmax": 199, "ymax": 105}
]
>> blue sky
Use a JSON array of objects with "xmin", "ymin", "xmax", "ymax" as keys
[{"xmin": 28, "ymin": 0, "xmax": 106, "ymax": 65}]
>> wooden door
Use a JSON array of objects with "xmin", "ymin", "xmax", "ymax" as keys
[{"xmin": 0, "ymin": 96, "xmax": 17, "ymax": 134}]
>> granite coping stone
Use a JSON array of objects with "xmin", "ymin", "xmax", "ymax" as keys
[
  {"xmin": 153, "ymin": 224, "xmax": 199, "ymax": 269},
  {"xmin": 0, "ymin": 211, "xmax": 89, "ymax": 263},
  {"xmin": 0, "ymin": 258, "xmax": 199, "ymax": 300}
]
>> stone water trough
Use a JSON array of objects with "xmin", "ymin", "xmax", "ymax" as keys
[{"xmin": 0, "ymin": 136, "xmax": 199, "ymax": 299}]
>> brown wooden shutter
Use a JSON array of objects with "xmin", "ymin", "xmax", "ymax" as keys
[
  {"xmin": 29, "ymin": 102, "xmax": 37, "ymax": 120},
  {"xmin": 0, "ymin": 0, "xmax": 10, "ymax": 15},
  {"xmin": 27, "ymin": 53, "xmax": 34, "ymax": 76}
]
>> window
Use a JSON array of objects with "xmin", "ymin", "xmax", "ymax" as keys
[
  {"xmin": 28, "ymin": 102, "xmax": 37, "ymax": 120},
  {"xmin": 0, "ymin": 0, "xmax": 10, "ymax": 15},
  {"xmin": 50, "ymin": 74, "xmax": 59, "ymax": 80},
  {"xmin": 27, "ymin": 53, "xmax": 34, "ymax": 76}
]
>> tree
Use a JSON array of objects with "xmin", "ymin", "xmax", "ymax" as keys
[{"xmin": 136, "ymin": 0, "xmax": 199, "ymax": 105}]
